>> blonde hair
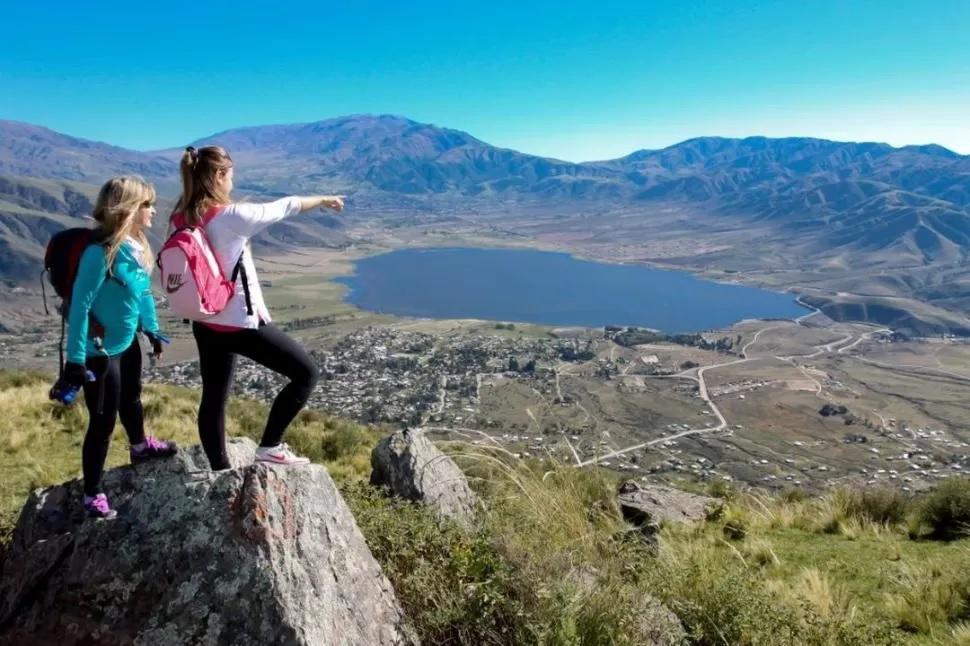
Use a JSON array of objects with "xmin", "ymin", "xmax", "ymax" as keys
[
  {"xmin": 173, "ymin": 145, "xmax": 233, "ymax": 226},
  {"xmin": 92, "ymin": 175, "xmax": 156, "ymax": 273}
]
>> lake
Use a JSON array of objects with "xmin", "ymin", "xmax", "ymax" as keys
[{"xmin": 336, "ymin": 247, "xmax": 807, "ymax": 332}]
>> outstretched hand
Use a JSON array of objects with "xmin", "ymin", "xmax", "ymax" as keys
[
  {"xmin": 299, "ymin": 195, "xmax": 346, "ymax": 214},
  {"xmin": 322, "ymin": 196, "xmax": 344, "ymax": 212}
]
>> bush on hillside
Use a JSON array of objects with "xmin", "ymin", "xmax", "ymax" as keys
[
  {"xmin": 915, "ymin": 477, "xmax": 970, "ymax": 540},
  {"xmin": 319, "ymin": 424, "xmax": 375, "ymax": 463},
  {"xmin": 843, "ymin": 487, "xmax": 911, "ymax": 525},
  {"xmin": 705, "ymin": 479, "xmax": 738, "ymax": 500},
  {"xmin": 344, "ymin": 481, "xmax": 529, "ymax": 644}
]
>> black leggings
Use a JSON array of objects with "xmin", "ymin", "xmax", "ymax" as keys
[
  {"xmin": 82, "ymin": 338, "xmax": 146, "ymax": 496},
  {"xmin": 192, "ymin": 322, "xmax": 320, "ymax": 470}
]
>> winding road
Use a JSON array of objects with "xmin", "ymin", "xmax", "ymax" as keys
[{"xmin": 579, "ymin": 302, "xmax": 894, "ymax": 467}]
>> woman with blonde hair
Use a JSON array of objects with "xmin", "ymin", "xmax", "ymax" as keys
[
  {"xmin": 172, "ymin": 146, "xmax": 342, "ymax": 470},
  {"xmin": 63, "ymin": 175, "xmax": 177, "ymax": 520}
]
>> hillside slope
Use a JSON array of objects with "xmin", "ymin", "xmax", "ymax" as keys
[{"xmin": 1, "ymin": 372, "xmax": 968, "ymax": 644}]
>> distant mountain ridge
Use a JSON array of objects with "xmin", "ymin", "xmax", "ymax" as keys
[
  {"xmin": 170, "ymin": 115, "xmax": 618, "ymax": 198},
  {"xmin": 0, "ymin": 120, "xmax": 176, "ymax": 187},
  {"xmin": 603, "ymin": 135, "xmax": 970, "ymax": 264},
  {"xmin": 3, "ymin": 115, "xmax": 967, "ymax": 206}
]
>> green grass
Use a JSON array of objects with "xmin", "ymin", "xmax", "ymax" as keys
[{"xmin": 2, "ymin": 370, "xmax": 969, "ymax": 644}]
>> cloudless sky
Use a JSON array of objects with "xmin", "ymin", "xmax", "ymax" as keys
[{"xmin": 1, "ymin": 0, "xmax": 968, "ymax": 161}]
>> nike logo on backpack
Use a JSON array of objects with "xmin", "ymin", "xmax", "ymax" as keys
[{"xmin": 166, "ymin": 274, "xmax": 186, "ymax": 294}]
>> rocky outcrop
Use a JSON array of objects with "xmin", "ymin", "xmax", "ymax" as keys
[
  {"xmin": 617, "ymin": 480, "xmax": 721, "ymax": 546},
  {"xmin": 370, "ymin": 429, "xmax": 479, "ymax": 527},
  {"xmin": 0, "ymin": 438, "xmax": 414, "ymax": 646}
]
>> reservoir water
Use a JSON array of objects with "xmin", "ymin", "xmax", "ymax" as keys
[{"xmin": 337, "ymin": 247, "xmax": 806, "ymax": 333}]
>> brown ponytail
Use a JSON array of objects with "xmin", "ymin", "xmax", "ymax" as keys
[{"xmin": 171, "ymin": 145, "xmax": 233, "ymax": 226}]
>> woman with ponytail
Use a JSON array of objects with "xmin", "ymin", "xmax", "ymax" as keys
[
  {"xmin": 63, "ymin": 176, "xmax": 177, "ymax": 520},
  {"xmin": 172, "ymin": 146, "xmax": 343, "ymax": 469}
]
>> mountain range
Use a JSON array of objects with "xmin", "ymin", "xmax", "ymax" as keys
[{"xmin": 1, "ymin": 115, "xmax": 968, "ymax": 332}]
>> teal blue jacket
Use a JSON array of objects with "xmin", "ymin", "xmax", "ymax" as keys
[{"xmin": 66, "ymin": 241, "xmax": 162, "ymax": 364}]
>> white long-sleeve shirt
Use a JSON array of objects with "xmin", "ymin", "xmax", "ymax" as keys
[{"xmin": 198, "ymin": 197, "xmax": 303, "ymax": 329}]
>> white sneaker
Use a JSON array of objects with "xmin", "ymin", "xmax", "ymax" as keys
[{"xmin": 255, "ymin": 443, "xmax": 310, "ymax": 466}]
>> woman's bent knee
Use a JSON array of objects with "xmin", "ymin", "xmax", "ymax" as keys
[
  {"xmin": 306, "ymin": 362, "xmax": 320, "ymax": 388},
  {"xmin": 291, "ymin": 360, "xmax": 320, "ymax": 392}
]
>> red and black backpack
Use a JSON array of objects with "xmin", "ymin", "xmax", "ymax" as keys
[
  {"xmin": 41, "ymin": 228, "xmax": 118, "ymax": 373},
  {"xmin": 44, "ymin": 228, "xmax": 101, "ymax": 306}
]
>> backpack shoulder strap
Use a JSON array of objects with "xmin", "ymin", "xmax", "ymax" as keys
[
  {"xmin": 204, "ymin": 205, "xmax": 252, "ymax": 315},
  {"xmin": 87, "ymin": 238, "xmax": 128, "ymax": 288},
  {"xmin": 170, "ymin": 205, "xmax": 223, "ymax": 231},
  {"xmin": 230, "ymin": 250, "xmax": 254, "ymax": 316}
]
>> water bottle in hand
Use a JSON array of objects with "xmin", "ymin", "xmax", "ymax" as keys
[{"xmin": 49, "ymin": 370, "xmax": 96, "ymax": 406}]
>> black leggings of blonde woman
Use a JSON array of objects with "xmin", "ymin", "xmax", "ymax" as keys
[{"xmin": 81, "ymin": 339, "xmax": 146, "ymax": 496}]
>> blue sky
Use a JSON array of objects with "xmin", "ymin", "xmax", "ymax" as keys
[{"xmin": 1, "ymin": 1, "xmax": 968, "ymax": 161}]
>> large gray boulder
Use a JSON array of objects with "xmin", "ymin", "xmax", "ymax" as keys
[
  {"xmin": 370, "ymin": 429, "xmax": 480, "ymax": 527},
  {"xmin": 0, "ymin": 438, "xmax": 414, "ymax": 646},
  {"xmin": 617, "ymin": 480, "xmax": 721, "ymax": 546}
]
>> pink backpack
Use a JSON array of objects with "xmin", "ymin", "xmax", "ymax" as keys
[{"xmin": 158, "ymin": 206, "xmax": 252, "ymax": 320}]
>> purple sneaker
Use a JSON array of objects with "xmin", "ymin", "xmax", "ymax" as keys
[
  {"xmin": 130, "ymin": 435, "xmax": 178, "ymax": 462},
  {"xmin": 83, "ymin": 493, "xmax": 118, "ymax": 520}
]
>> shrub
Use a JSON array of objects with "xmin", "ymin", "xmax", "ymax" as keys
[
  {"xmin": 706, "ymin": 479, "xmax": 738, "ymax": 500},
  {"xmin": 812, "ymin": 487, "xmax": 910, "ymax": 536},
  {"xmin": 319, "ymin": 424, "xmax": 372, "ymax": 462},
  {"xmin": 343, "ymin": 481, "xmax": 529, "ymax": 644},
  {"xmin": 843, "ymin": 487, "xmax": 910, "ymax": 526},
  {"xmin": 915, "ymin": 477, "xmax": 970, "ymax": 540}
]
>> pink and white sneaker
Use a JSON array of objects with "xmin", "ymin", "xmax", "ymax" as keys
[{"xmin": 255, "ymin": 443, "xmax": 310, "ymax": 466}]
